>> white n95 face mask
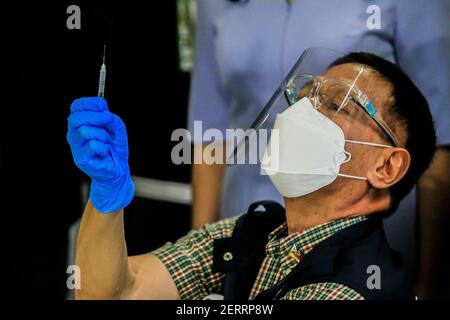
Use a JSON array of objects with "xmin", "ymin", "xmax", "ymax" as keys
[{"xmin": 261, "ymin": 97, "xmax": 392, "ymax": 198}]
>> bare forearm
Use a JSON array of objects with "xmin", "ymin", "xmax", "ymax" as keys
[
  {"xmin": 191, "ymin": 143, "xmax": 226, "ymax": 229},
  {"xmin": 75, "ymin": 200, "xmax": 133, "ymax": 299},
  {"xmin": 417, "ymin": 148, "xmax": 450, "ymax": 299}
]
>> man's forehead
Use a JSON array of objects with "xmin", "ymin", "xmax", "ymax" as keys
[{"xmin": 323, "ymin": 63, "xmax": 372, "ymax": 85}]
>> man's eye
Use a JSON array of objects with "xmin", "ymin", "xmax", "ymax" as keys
[
  {"xmin": 329, "ymin": 102, "xmax": 350, "ymax": 115},
  {"xmin": 326, "ymin": 101, "xmax": 340, "ymax": 110}
]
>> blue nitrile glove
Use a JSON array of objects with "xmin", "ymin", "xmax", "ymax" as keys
[{"xmin": 67, "ymin": 97, "xmax": 135, "ymax": 213}]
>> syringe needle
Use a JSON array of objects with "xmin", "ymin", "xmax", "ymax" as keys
[{"xmin": 98, "ymin": 45, "xmax": 107, "ymax": 98}]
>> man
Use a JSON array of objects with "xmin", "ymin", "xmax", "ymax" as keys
[
  {"xmin": 67, "ymin": 52, "xmax": 435, "ymax": 299},
  {"xmin": 189, "ymin": 0, "xmax": 450, "ymax": 298}
]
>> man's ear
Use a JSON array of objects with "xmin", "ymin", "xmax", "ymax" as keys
[{"xmin": 367, "ymin": 148, "xmax": 411, "ymax": 189}]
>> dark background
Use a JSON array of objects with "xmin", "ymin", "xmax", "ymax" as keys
[{"xmin": 2, "ymin": 1, "xmax": 191, "ymax": 298}]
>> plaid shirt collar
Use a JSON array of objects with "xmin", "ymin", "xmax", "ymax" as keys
[{"xmin": 265, "ymin": 215, "xmax": 368, "ymax": 273}]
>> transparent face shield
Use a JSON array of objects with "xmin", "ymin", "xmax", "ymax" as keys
[{"xmin": 226, "ymin": 47, "xmax": 398, "ymax": 166}]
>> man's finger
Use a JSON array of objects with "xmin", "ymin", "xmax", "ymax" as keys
[
  {"xmin": 68, "ymin": 111, "xmax": 114, "ymax": 130},
  {"xmin": 76, "ymin": 140, "xmax": 110, "ymax": 164},
  {"xmin": 67, "ymin": 125, "xmax": 112, "ymax": 145}
]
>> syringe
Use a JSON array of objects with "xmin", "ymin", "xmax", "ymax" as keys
[{"xmin": 98, "ymin": 45, "xmax": 106, "ymax": 98}]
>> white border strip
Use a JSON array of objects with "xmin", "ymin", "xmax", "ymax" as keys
[{"xmin": 132, "ymin": 176, "xmax": 192, "ymax": 205}]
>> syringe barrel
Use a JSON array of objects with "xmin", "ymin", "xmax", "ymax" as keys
[{"xmin": 98, "ymin": 64, "xmax": 106, "ymax": 97}]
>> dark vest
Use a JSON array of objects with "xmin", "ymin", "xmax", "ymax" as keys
[{"xmin": 212, "ymin": 201, "xmax": 414, "ymax": 300}]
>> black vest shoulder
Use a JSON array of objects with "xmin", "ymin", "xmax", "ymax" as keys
[{"xmin": 212, "ymin": 201, "xmax": 414, "ymax": 300}]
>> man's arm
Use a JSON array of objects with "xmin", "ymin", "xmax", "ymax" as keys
[
  {"xmin": 67, "ymin": 97, "xmax": 179, "ymax": 299},
  {"xmin": 75, "ymin": 200, "xmax": 179, "ymax": 300},
  {"xmin": 416, "ymin": 147, "xmax": 450, "ymax": 299},
  {"xmin": 191, "ymin": 143, "xmax": 226, "ymax": 229}
]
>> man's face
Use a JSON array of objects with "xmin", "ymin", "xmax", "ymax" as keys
[{"xmin": 314, "ymin": 63, "xmax": 396, "ymax": 195}]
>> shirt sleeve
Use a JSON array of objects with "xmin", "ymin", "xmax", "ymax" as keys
[
  {"xmin": 187, "ymin": 0, "xmax": 230, "ymax": 143},
  {"xmin": 151, "ymin": 216, "xmax": 239, "ymax": 299},
  {"xmin": 394, "ymin": 0, "xmax": 450, "ymax": 147},
  {"xmin": 281, "ymin": 282, "xmax": 365, "ymax": 300}
]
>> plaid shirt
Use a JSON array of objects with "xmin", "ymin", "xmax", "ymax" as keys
[{"xmin": 152, "ymin": 215, "xmax": 367, "ymax": 300}]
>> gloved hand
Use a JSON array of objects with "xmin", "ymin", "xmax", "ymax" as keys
[{"xmin": 67, "ymin": 97, "xmax": 135, "ymax": 213}]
